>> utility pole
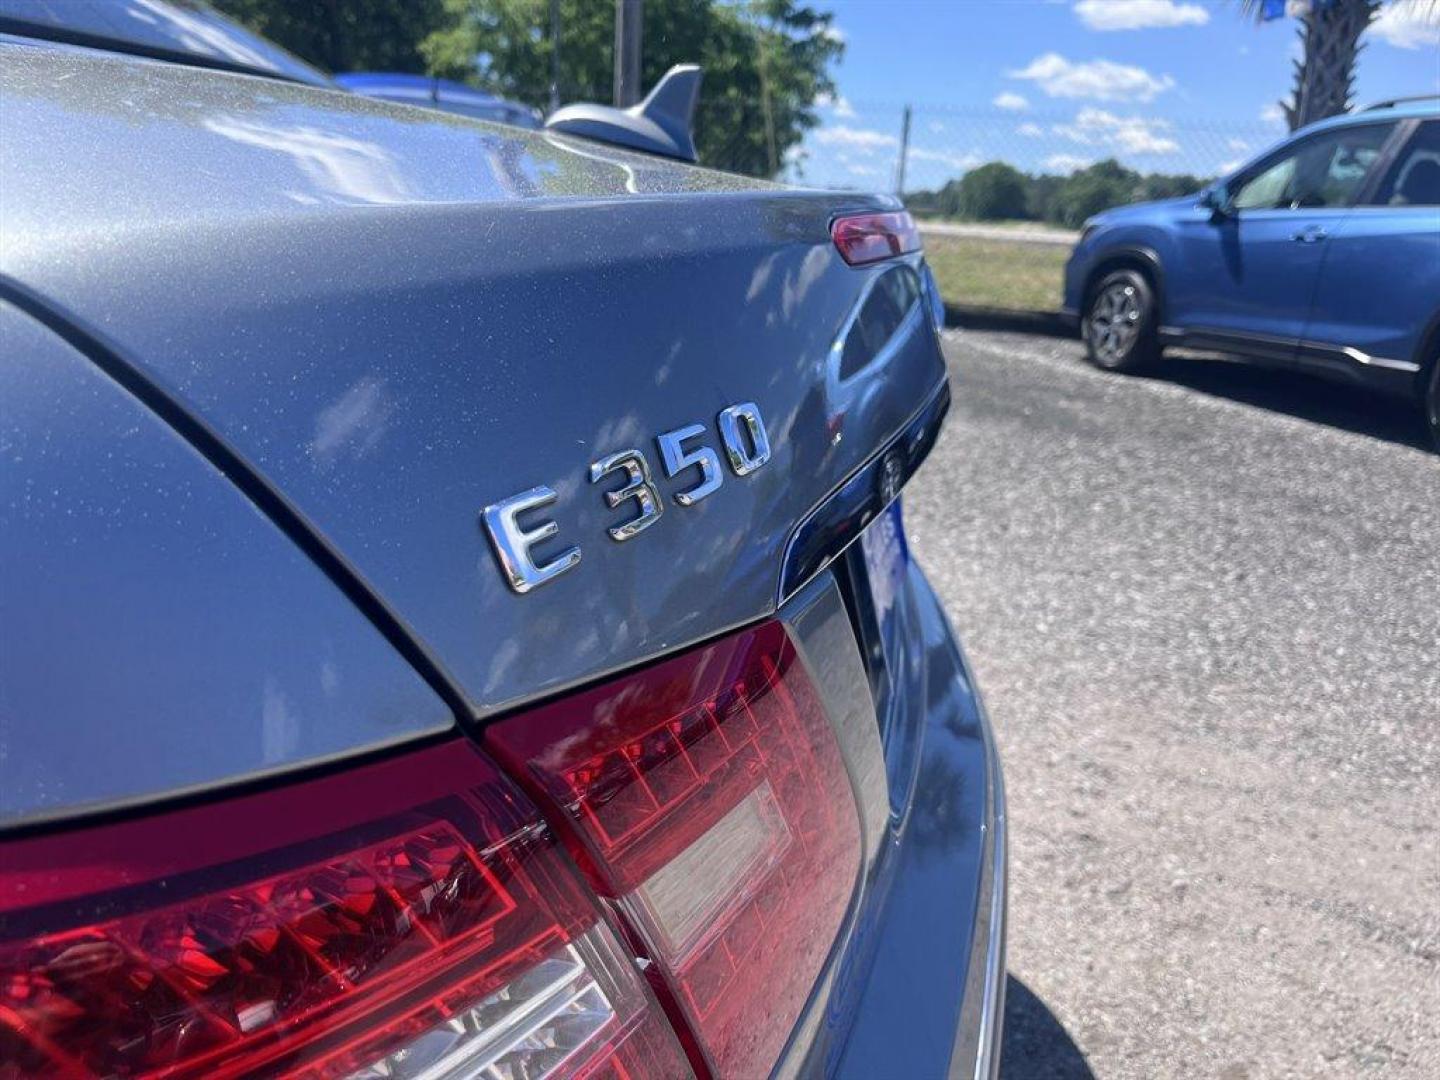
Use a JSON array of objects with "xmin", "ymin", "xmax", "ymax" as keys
[
  {"xmin": 758, "ymin": 56, "xmax": 778, "ymax": 177},
  {"xmin": 893, "ymin": 105, "xmax": 912, "ymax": 196},
  {"xmin": 548, "ymin": 0, "xmax": 561, "ymax": 115},
  {"xmin": 614, "ymin": 0, "xmax": 642, "ymax": 107}
]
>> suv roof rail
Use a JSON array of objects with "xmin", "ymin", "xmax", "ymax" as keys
[{"xmin": 1363, "ymin": 94, "xmax": 1440, "ymax": 111}]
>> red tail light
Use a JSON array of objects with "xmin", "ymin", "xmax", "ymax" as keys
[
  {"xmin": 0, "ymin": 742, "xmax": 690, "ymax": 1080},
  {"xmin": 831, "ymin": 211, "xmax": 921, "ymax": 266},
  {"xmin": 2, "ymin": 625, "xmax": 859, "ymax": 1080},
  {"xmin": 486, "ymin": 622, "xmax": 861, "ymax": 1079}
]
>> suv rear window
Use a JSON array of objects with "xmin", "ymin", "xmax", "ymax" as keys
[{"xmin": 1371, "ymin": 120, "xmax": 1440, "ymax": 207}]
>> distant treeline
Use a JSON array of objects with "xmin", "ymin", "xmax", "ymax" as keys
[{"xmin": 907, "ymin": 159, "xmax": 1208, "ymax": 229}]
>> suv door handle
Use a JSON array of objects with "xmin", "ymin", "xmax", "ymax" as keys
[{"xmin": 1292, "ymin": 225, "xmax": 1328, "ymax": 243}]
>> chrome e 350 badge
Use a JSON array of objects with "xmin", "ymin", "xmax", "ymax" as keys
[{"xmin": 482, "ymin": 401, "xmax": 771, "ymax": 594}]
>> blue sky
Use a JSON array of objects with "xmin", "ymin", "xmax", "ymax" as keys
[{"xmin": 791, "ymin": 0, "xmax": 1440, "ymax": 190}]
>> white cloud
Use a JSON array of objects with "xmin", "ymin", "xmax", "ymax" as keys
[
  {"xmin": 1052, "ymin": 107, "xmax": 1180, "ymax": 154},
  {"xmin": 993, "ymin": 91, "xmax": 1031, "ymax": 111},
  {"xmin": 814, "ymin": 125, "xmax": 897, "ymax": 155},
  {"xmin": 1018, "ymin": 121, "xmax": 1046, "ymax": 137},
  {"xmin": 1217, "ymin": 158, "xmax": 1247, "ymax": 174},
  {"xmin": 928, "ymin": 120, "xmax": 947, "ymax": 134},
  {"xmin": 1369, "ymin": 0, "xmax": 1440, "ymax": 49},
  {"xmin": 817, "ymin": 93, "xmax": 857, "ymax": 118},
  {"xmin": 1074, "ymin": 0, "xmax": 1209, "ymax": 31},
  {"xmin": 1227, "ymin": 137, "xmax": 1250, "ymax": 152},
  {"xmin": 821, "ymin": 24, "xmax": 847, "ymax": 45},
  {"xmin": 845, "ymin": 162, "xmax": 881, "ymax": 178},
  {"xmin": 1259, "ymin": 102, "xmax": 1287, "ymax": 129},
  {"xmin": 909, "ymin": 147, "xmax": 985, "ymax": 172},
  {"xmin": 1044, "ymin": 153, "xmax": 1094, "ymax": 173},
  {"xmin": 1010, "ymin": 52, "xmax": 1175, "ymax": 102}
]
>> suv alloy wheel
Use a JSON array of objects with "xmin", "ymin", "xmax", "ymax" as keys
[{"xmin": 1083, "ymin": 268, "xmax": 1160, "ymax": 373}]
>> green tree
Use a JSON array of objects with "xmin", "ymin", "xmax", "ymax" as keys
[
  {"xmin": 1137, "ymin": 171, "xmax": 1206, "ymax": 201},
  {"xmin": 903, "ymin": 187, "xmax": 945, "ymax": 216},
  {"xmin": 906, "ymin": 164, "xmax": 1207, "ymax": 224},
  {"xmin": 1236, "ymin": 0, "xmax": 1439, "ymax": 130},
  {"xmin": 1049, "ymin": 159, "xmax": 1142, "ymax": 228},
  {"xmin": 906, "ymin": 177, "xmax": 965, "ymax": 217},
  {"xmin": 421, "ymin": 0, "xmax": 843, "ymax": 177},
  {"xmin": 1025, "ymin": 172, "xmax": 1064, "ymax": 222},
  {"xmin": 211, "ymin": 0, "xmax": 448, "ymax": 74},
  {"xmin": 953, "ymin": 162, "xmax": 1030, "ymax": 220}
]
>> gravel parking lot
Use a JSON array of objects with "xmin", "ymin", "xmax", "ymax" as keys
[{"xmin": 906, "ymin": 330, "xmax": 1439, "ymax": 1079}]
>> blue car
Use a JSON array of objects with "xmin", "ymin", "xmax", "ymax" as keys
[
  {"xmin": 1064, "ymin": 99, "xmax": 1440, "ymax": 449},
  {"xmin": 0, "ymin": 3, "xmax": 1005, "ymax": 1079},
  {"xmin": 335, "ymin": 72, "xmax": 543, "ymax": 129}
]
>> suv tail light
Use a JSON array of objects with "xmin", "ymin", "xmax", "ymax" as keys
[
  {"xmin": 0, "ymin": 742, "xmax": 689, "ymax": 1080},
  {"xmin": 486, "ymin": 622, "xmax": 861, "ymax": 1079},
  {"xmin": 831, "ymin": 211, "xmax": 921, "ymax": 266}
]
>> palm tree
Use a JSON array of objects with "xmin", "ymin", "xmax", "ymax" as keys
[{"xmin": 1239, "ymin": 0, "xmax": 1437, "ymax": 130}]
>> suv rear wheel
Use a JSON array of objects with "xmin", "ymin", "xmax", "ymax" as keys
[{"xmin": 1083, "ymin": 268, "xmax": 1159, "ymax": 373}]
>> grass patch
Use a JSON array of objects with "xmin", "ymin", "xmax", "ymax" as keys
[{"xmin": 924, "ymin": 234, "xmax": 1069, "ymax": 313}]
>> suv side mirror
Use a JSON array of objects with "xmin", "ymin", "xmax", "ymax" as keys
[{"xmin": 1200, "ymin": 186, "xmax": 1232, "ymax": 221}]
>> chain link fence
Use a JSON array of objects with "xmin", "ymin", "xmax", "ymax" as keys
[
  {"xmin": 711, "ymin": 97, "xmax": 1283, "ymax": 312},
  {"xmin": 501, "ymin": 85, "xmax": 1282, "ymax": 216},
  {"xmin": 776, "ymin": 99, "xmax": 1282, "ymax": 211},
  {"xmin": 511, "ymin": 86, "xmax": 1285, "ymax": 312}
]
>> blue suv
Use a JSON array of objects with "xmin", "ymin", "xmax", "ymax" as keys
[{"xmin": 1064, "ymin": 100, "xmax": 1440, "ymax": 449}]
